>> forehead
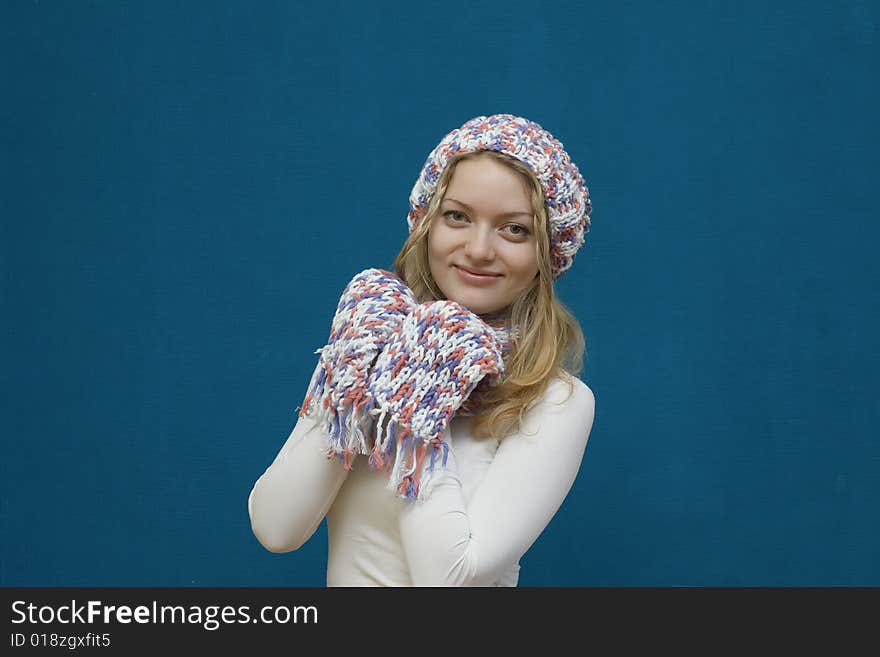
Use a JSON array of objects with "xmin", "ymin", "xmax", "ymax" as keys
[{"xmin": 444, "ymin": 155, "xmax": 532, "ymax": 202}]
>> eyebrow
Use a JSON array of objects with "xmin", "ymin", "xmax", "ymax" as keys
[{"xmin": 443, "ymin": 198, "xmax": 533, "ymax": 221}]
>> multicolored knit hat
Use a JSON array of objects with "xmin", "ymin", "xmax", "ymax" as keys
[{"xmin": 407, "ymin": 114, "xmax": 592, "ymax": 279}]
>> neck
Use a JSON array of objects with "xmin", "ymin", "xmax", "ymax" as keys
[{"xmin": 478, "ymin": 307, "xmax": 511, "ymax": 324}]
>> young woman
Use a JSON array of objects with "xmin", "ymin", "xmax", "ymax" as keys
[{"xmin": 248, "ymin": 114, "xmax": 596, "ymax": 586}]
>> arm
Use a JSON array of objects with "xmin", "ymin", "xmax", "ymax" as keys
[
  {"xmin": 398, "ymin": 377, "xmax": 596, "ymax": 586},
  {"xmin": 248, "ymin": 414, "xmax": 350, "ymax": 553}
]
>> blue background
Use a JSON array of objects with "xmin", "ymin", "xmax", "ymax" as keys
[{"xmin": 2, "ymin": 1, "xmax": 878, "ymax": 586}]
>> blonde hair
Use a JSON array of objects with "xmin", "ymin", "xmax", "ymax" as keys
[{"xmin": 394, "ymin": 150, "xmax": 586, "ymax": 439}]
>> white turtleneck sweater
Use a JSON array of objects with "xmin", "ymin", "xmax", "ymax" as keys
[{"xmin": 248, "ymin": 374, "xmax": 595, "ymax": 586}]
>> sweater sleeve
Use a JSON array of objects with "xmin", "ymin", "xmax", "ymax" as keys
[
  {"xmin": 248, "ymin": 414, "xmax": 350, "ymax": 553},
  {"xmin": 398, "ymin": 377, "xmax": 596, "ymax": 586}
]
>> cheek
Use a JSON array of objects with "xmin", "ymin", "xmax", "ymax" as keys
[
  {"xmin": 508, "ymin": 247, "xmax": 539, "ymax": 282},
  {"xmin": 427, "ymin": 226, "xmax": 456, "ymax": 261},
  {"xmin": 426, "ymin": 230, "xmax": 447, "ymax": 276}
]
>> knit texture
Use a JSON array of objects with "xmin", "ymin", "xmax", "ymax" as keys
[
  {"xmin": 407, "ymin": 113, "xmax": 592, "ymax": 279},
  {"xmin": 299, "ymin": 268, "xmax": 514, "ymax": 502}
]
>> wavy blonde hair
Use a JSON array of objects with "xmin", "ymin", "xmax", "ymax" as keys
[{"xmin": 393, "ymin": 150, "xmax": 586, "ymax": 440}]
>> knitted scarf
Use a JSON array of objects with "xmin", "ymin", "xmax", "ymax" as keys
[{"xmin": 298, "ymin": 268, "xmax": 515, "ymax": 502}]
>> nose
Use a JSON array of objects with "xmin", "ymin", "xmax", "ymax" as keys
[{"xmin": 464, "ymin": 227, "xmax": 495, "ymax": 261}]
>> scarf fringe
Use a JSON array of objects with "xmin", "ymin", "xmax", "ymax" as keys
[{"xmin": 301, "ymin": 397, "xmax": 448, "ymax": 503}]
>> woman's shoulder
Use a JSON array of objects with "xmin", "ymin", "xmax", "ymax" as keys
[
  {"xmin": 540, "ymin": 372, "xmax": 596, "ymax": 414},
  {"xmin": 509, "ymin": 372, "xmax": 595, "ymax": 447}
]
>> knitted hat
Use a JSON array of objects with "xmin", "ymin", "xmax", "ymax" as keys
[{"xmin": 407, "ymin": 114, "xmax": 592, "ymax": 279}]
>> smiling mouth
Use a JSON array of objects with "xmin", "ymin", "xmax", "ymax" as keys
[{"xmin": 455, "ymin": 266, "xmax": 501, "ymax": 277}]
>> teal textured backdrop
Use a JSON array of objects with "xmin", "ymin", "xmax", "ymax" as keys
[{"xmin": 2, "ymin": 0, "xmax": 878, "ymax": 585}]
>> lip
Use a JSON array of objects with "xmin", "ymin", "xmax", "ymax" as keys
[{"xmin": 454, "ymin": 265, "xmax": 502, "ymax": 285}]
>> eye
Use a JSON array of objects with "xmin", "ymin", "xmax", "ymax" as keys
[
  {"xmin": 504, "ymin": 224, "xmax": 531, "ymax": 238},
  {"xmin": 443, "ymin": 210, "xmax": 468, "ymax": 223}
]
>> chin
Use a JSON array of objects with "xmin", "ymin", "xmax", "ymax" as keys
[{"xmin": 449, "ymin": 294, "xmax": 499, "ymax": 316}]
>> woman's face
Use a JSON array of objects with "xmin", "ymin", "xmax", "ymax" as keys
[{"xmin": 427, "ymin": 155, "xmax": 539, "ymax": 316}]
